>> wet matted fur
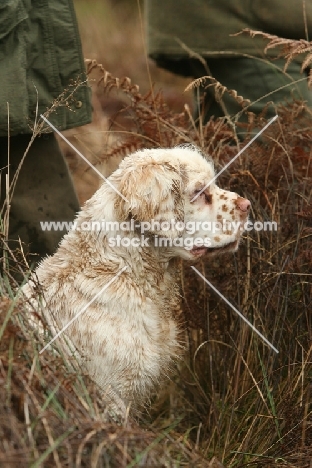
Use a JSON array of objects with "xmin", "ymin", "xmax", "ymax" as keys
[{"xmin": 23, "ymin": 146, "xmax": 250, "ymax": 420}]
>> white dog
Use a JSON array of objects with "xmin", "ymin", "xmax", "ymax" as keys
[{"xmin": 23, "ymin": 146, "xmax": 250, "ymax": 419}]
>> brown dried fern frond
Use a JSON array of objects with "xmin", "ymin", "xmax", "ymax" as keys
[
  {"xmin": 85, "ymin": 59, "xmax": 140, "ymax": 98},
  {"xmin": 184, "ymin": 76, "xmax": 208, "ymax": 91},
  {"xmin": 185, "ymin": 75, "xmax": 251, "ymax": 108},
  {"xmin": 85, "ymin": 61, "xmax": 242, "ymax": 163},
  {"xmin": 86, "ymin": 61, "xmax": 194, "ymax": 156},
  {"xmin": 238, "ymin": 29, "xmax": 312, "ymax": 84}
]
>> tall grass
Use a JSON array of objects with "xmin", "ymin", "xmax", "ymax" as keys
[{"xmin": 0, "ymin": 1, "xmax": 311, "ymax": 466}]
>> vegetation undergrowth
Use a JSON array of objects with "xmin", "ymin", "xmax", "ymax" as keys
[
  {"xmin": 0, "ymin": 2, "xmax": 311, "ymax": 465},
  {"xmin": 1, "ymin": 68, "xmax": 311, "ymax": 466}
]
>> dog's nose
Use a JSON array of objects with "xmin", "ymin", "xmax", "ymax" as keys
[{"xmin": 235, "ymin": 197, "xmax": 251, "ymax": 212}]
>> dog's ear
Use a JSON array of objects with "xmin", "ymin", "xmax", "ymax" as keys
[{"xmin": 114, "ymin": 159, "xmax": 185, "ymax": 238}]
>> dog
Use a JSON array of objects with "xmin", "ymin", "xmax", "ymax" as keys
[{"xmin": 23, "ymin": 146, "xmax": 250, "ymax": 420}]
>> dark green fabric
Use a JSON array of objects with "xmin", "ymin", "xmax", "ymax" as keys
[
  {"xmin": 146, "ymin": 0, "xmax": 312, "ymax": 129},
  {"xmin": 0, "ymin": 1, "xmax": 91, "ymax": 267},
  {"xmin": 0, "ymin": 0, "xmax": 92, "ymax": 137},
  {"xmin": 146, "ymin": 0, "xmax": 312, "ymax": 63},
  {"xmin": 0, "ymin": 133, "xmax": 80, "ymax": 266},
  {"xmin": 192, "ymin": 57, "xmax": 312, "ymax": 135}
]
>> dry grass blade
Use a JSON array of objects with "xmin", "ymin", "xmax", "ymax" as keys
[{"xmin": 1, "ymin": 59, "xmax": 312, "ymax": 466}]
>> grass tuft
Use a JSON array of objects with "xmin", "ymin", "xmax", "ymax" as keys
[{"xmin": 1, "ymin": 2, "xmax": 311, "ymax": 465}]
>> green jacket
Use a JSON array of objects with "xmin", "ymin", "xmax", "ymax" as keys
[
  {"xmin": 0, "ymin": 0, "xmax": 92, "ymax": 137},
  {"xmin": 146, "ymin": 0, "xmax": 312, "ymax": 73}
]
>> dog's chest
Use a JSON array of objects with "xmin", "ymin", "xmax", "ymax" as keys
[{"xmin": 87, "ymin": 274, "xmax": 180, "ymax": 390}]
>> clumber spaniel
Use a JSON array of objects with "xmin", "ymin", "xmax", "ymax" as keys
[{"xmin": 23, "ymin": 146, "xmax": 250, "ymax": 420}]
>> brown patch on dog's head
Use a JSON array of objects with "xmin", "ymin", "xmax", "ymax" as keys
[{"xmin": 112, "ymin": 154, "xmax": 185, "ymax": 238}]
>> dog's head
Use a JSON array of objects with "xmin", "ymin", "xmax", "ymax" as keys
[{"xmin": 105, "ymin": 146, "xmax": 250, "ymax": 260}]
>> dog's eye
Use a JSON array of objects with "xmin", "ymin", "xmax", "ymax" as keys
[
  {"xmin": 205, "ymin": 193, "xmax": 212, "ymax": 204},
  {"xmin": 193, "ymin": 190, "xmax": 212, "ymax": 205}
]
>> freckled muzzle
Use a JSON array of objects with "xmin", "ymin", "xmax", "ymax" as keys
[{"xmin": 189, "ymin": 195, "xmax": 251, "ymax": 258}]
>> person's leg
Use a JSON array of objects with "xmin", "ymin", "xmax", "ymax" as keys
[
  {"xmin": 193, "ymin": 57, "xmax": 312, "ymax": 135},
  {"xmin": 0, "ymin": 133, "xmax": 80, "ymax": 268}
]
